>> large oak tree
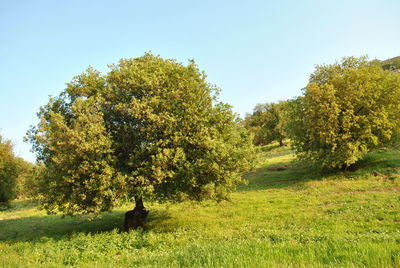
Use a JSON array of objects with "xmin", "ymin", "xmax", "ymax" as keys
[{"xmin": 27, "ymin": 53, "xmax": 258, "ymax": 230}]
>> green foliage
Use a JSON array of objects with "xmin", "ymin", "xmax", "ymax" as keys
[
  {"xmin": 381, "ymin": 56, "xmax": 400, "ymax": 72},
  {"xmin": 287, "ymin": 56, "xmax": 400, "ymax": 168},
  {"xmin": 244, "ymin": 101, "xmax": 287, "ymax": 146},
  {"xmin": 1, "ymin": 147, "xmax": 399, "ymax": 267},
  {"xmin": 13, "ymin": 157, "xmax": 34, "ymax": 198},
  {"xmin": 0, "ymin": 136, "xmax": 18, "ymax": 202},
  {"xmin": 0, "ymin": 136, "xmax": 33, "ymax": 202},
  {"xmin": 27, "ymin": 53, "xmax": 259, "ymax": 215},
  {"xmin": 21, "ymin": 163, "xmax": 45, "ymax": 199}
]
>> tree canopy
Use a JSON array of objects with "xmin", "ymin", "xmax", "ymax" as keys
[
  {"xmin": 286, "ymin": 56, "xmax": 400, "ymax": 168},
  {"xmin": 244, "ymin": 101, "xmax": 287, "ymax": 146},
  {"xmin": 27, "ymin": 53, "xmax": 258, "ymax": 216},
  {"xmin": 0, "ymin": 135, "xmax": 32, "ymax": 202}
]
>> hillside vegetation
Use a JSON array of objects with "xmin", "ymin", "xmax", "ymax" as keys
[
  {"xmin": 1, "ymin": 145, "xmax": 399, "ymax": 267},
  {"xmin": 382, "ymin": 56, "xmax": 400, "ymax": 72}
]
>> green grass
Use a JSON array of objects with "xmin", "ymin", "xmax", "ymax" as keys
[{"xmin": 1, "ymin": 146, "xmax": 400, "ymax": 267}]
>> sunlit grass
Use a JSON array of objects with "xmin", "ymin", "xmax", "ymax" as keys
[{"xmin": 1, "ymin": 145, "xmax": 400, "ymax": 267}]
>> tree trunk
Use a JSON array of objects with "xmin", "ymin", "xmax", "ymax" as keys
[
  {"xmin": 279, "ymin": 139, "xmax": 284, "ymax": 147},
  {"xmin": 123, "ymin": 196, "xmax": 149, "ymax": 232},
  {"xmin": 341, "ymin": 163, "xmax": 358, "ymax": 172}
]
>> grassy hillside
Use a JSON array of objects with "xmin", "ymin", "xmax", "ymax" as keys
[{"xmin": 1, "ymin": 145, "xmax": 399, "ymax": 267}]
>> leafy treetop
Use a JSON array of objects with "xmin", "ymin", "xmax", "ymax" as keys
[
  {"xmin": 286, "ymin": 56, "xmax": 400, "ymax": 168},
  {"xmin": 27, "ymin": 53, "xmax": 259, "ymax": 215}
]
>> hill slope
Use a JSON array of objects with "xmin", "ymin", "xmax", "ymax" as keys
[
  {"xmin": 1, "ymin": 145, "xmax": 400, "ymax": 267},
  {"xmin": 381, "ymin": 56, "xmax": 400, "ymax": 72}
]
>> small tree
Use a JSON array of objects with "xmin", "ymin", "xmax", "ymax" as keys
[
  {"xmin": 0, "ymin": 136, "xmax": 17, "ymax": 202},
  {"xmin": 244, "ymin": 101, "xmax": 287, "ymax": 146},
  {"xmin": 14, "ymin": 158, "xmax": 35, "ymax": 198},
  {"xmin": 287, "ymin": 56, "xmax": 400, "ymax": 169},
  {"xmin": 17, "ymin": 163, "xmax": 44, "ymax": 199},
  {"xmin": 0, "ymin": 136, "xmax": 35, "ymax": 203},
  {"xmin": 0, "ymin": 136, "xmax": 19, "ymax": 202},
  {"xmin": 27, "ymin": 53, "xmax": 258, "ymax": 230}
]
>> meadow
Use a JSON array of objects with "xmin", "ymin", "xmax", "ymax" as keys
[{"xmin": 1, "ymin": 145, "xmax": 399, "ymax": 267}]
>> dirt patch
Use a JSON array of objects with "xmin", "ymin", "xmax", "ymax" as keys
[
  {"xmin": 267, "ymin": 165, "xmax": 290, "ymax": 171},
  {"xmin": 245, "ymin": 167, "xmax": 274, "ymax": 177},
  {"xmin": 0, "ymin": 216, "xmax": 20, "ymax": 221},
  {"xmin": 350, "ymin": 190, "xmax": 384, "ymax": 194},
  {"xmin": 250, "ymin": 178, "xmax": 299, "ymax": 185},
  {"xmin": 371, "ymin": 171, "xmax": 398, "ymax": 181},
  {"xmin": 260, "ymin": 173, "xmax": 275, "ymax": 177},
  {"xmin": 350, "ymin": 187, "xmax": 400, "ymax": 194}
]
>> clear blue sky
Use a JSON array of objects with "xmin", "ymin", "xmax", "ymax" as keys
[{"xmin": 1, "ymin": 0, "xmax": 399, "ymax": 163}]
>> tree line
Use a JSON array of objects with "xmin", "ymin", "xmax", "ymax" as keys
[{"xmin": 1, "ymin": 54, "xmax": 399, "ymax": 230}]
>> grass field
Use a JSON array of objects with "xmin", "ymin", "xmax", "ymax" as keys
[{"xmin": 1, "ymin": 145, "xmax": 400, "ymax": 267}]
